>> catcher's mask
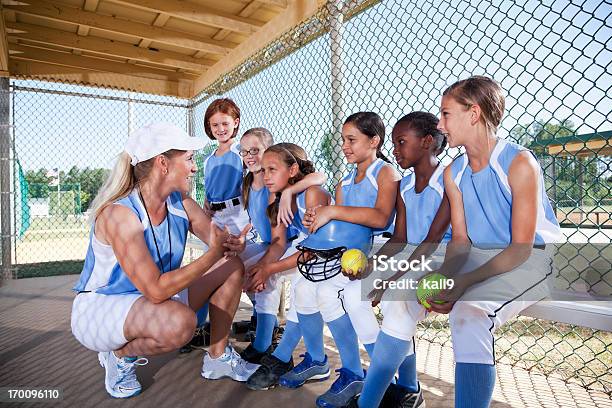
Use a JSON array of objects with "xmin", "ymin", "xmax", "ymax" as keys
[{"xmin": 296, "ymin": 220, "xmax": 372, "ymax": 282}]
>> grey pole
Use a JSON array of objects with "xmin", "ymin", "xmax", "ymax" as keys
[
  {"xmin": 329, "ymin": 0, "xmax": 346, "ymax": 185},
  {"xmin": 1, "ymin": 77, "xmax": 11, "ymax": 283}
]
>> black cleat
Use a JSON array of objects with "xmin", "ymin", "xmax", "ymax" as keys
[
  {"xmin": 246, "ymin": 354, "xmax": 294, "ymax": 390},
  {"xmin": 240, "ymin": 344, "xmax": 273, "ymax": 364}
]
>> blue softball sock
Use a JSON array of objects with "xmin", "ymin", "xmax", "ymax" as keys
[
  {"xmin": 253, "ymin": 312, "xmax": 277, "ymax": 352},
  {"xmin": 397, "ymin": 353, "xmax": 418, "ymax": 393},
  {"xmin": 455, "ymin": 362, "xmax": 496, "ymax": 408},
  {"xmin": 272, "ymin": 320, "xmax": 302, "ymax": 363},
  {"xmin": 364, "ymin": 342, "xmax": 375, "ymax": 358},
  {"xmin": 296, "ymin": 312, "xmax": 325, "ymax": 362},
  {"xmin": 358, "ymin": 332, "xmax": 410, "ymax": 408},
  {"xmin": 328, "ymin": 314, "xmax": 363, "ymax": 377}
]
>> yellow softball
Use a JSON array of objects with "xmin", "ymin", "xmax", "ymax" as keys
[{"xmin": 341, "ymin": 249, "xmax": 368, "ymax": 276}]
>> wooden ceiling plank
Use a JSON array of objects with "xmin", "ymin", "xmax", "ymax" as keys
[
  {"xmin": 194, "ymin": 0, "xmax": 319, "ymax": 95},
  {"xmin": 108, "ymin": 0, "xmax": 264, "ymax": 34},
  {"xmin": 213, "ymin": 0, "xmax": 263, "ymax": 41},
  {"xmin": 8, "ymin": 21, "xmax": 213, "ymax": 72},
  {"xmin": 0, "ymin": 10, "xmax": 9, "ymax": 75},
  {"xmin": 9, "ymin": 59, "xmax": 192, "ymax": 97},
  {"xmin": 9, "ymin": 43, "xmax": 196, "ymax": 82},
  {"xmin": 4, "ymin": 0, "xmax": 232, "ymax": 55}
]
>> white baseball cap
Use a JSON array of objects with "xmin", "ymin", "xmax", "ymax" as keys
[{"xmin": 125, "ymin": 122, "xmax": 206, "ymax": 166}]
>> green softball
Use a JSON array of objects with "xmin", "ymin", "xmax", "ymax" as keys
[{"xmin": 416, "ymin": 273, "xmax": 448, "ymax": 308}]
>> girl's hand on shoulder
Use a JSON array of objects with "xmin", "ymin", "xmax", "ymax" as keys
[
  {"xmin": 307, "ymin": 205, "xmax": 334, "ymax": 233},
  {"xmin": 277, "ymin": 189, "xmax": 294, "ymax": 227}
]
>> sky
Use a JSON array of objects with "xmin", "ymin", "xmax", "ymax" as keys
[{"xmin": 11, "ymin": 0, "xmax": 611, "ymax": 174}]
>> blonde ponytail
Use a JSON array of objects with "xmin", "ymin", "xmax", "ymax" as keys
[{"xmin": 88, "ymin": 152, "xmax": 135, "ymax": 224}]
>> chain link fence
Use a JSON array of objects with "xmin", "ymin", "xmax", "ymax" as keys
[{"xmin": 2, "ymin": 0, "xmax": 610, "ymax": 397}]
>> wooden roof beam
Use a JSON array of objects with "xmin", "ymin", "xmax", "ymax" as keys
[
  {"xmin": 4, "ymin": 0, "xmax": 233, "ymax": 55},
  {"xmin": 0, "ymin": 7, "xmax": 9, "ymax": 76},
  {"xmin": 9, "ymin": 59, "xmax": 193, "ymax": 97},
  {"xmin": 76, "ymin": 0, "xmax": 100, "ymax": 37},
  {"xmin": 108, "ymin": 0, "xmax": 264, "ymax": 34},
  {"xmin": 9, "ymin": 43, "xmax": 195, "ymax": 82},
  {"xmin": 194, "ymin": 0, "xmax": 322, "ymax": 95},
  {"xmin": 7, "ymin": 21, "xmax": 213, "ymax": 72}
]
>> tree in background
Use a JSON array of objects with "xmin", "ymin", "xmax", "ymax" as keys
[
  {"xmin": 25, "ymin": 166, "xmax": 109, "ymax": 212},
  {"xmin": 511, "ymin": 118, "xmax": 610, "ymax": 211}
]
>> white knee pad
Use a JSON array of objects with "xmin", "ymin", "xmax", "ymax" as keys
[
  {"xmin": 343, "ymin": 280, "xmax": 380, "ymax": 344},
  {"xmin": 380, "ymin": 299, "xmax": 426, "ymax": 342}
]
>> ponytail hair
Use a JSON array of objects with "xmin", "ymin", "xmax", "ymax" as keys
[
  {"xmin": 344, "ymin": 112, "xmax": 391, "ymax": 163},
  {"xmin": 443, "ymin": 75, "xmax": 505, "ymax": 135},
  {"xmin": 395, "ymin": 111, "xmax": 447, "ymax": 156},
  {"xmin": 241, "ymin": 127, "xmax": 275, "ymax": 209},
  {"xmin": 264, "ymin": 143, "xmax": 315, "ymax": 226},
  {"xmin": 88, "ymin": 150, "xmax": 183, "ymax": 224}
]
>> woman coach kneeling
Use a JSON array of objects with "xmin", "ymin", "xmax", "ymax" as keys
[{"xmin": 71, "ymin": 123, "xmax": 258, "ymax": 399}]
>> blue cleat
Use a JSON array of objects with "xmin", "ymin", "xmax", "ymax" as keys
[
  {"xmin": 316, "ymin": 368, "xmax": 365, "ymax": 408},
  {"xmin": 279, "ymin": 352, "xmax": 330, "ymax": 388}
]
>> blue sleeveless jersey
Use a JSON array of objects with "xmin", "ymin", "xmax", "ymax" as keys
[
  {"xmin": 73, "ymin": 190, "xmax": 189, "ymax": 295},
  {"xmin": 400, "ymin": 164, "xmax": 452, "ymax": 245},
  {"xmin": 290, "ymin": 190, "xmax": 309, "ymax": 235},
  {"xmin": 449, "ymin": 139, "xmax": 561, "ymax": 247},
  {"xmin": 247, "ymin": 184, "xmax": 299, "ymax": 244},
  {"xmin": 203, "ymin": 142, "xmax": 243, "ymax": 203},
  {"xmin": 340, "ymin": 158, "xmax": 395, "ymax": 235}
]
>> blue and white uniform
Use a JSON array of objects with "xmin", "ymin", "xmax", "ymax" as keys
[
  {"xmin": 401, "ymin": 164, "xmax": 452, "ymax": 245},
  {"xmin": 71, "ymin": 190, "xmax": 190, "ymax": 352},
  {"xmin": 292, "ymin": 190, "xmax": 346, "ymax": 322},
  {"xmin": 338, "ymin": 158, "xmax": 395, "ymax": 345},
  {"xmin": 376, "ymin": 164, "xmax": 451, "ymax": 341},
  {"xmin": 203, "ymin": 142, "xmax": 250, "ymax": 235},
  {"xmin": 242, "ymin": 184, "xmax": 302, "ymax": 323},
  {"xmin": 385, "ymin": 139, "xmax": 561, "ymax": 364}
]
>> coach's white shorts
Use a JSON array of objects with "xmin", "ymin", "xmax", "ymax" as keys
[
  {"xmin": 212, "ymin": 201, "xmax": 250, "ymax": 236},
  {"xmin": 71, "ymin": 289, "xmax": 189, "ymax": 352},
  {"xmin": 381, "ymin": 246, "xmax": 553, "ymax": 364}
]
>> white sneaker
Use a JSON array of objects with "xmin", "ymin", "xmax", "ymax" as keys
[
  {"xmin": 98, "ymin": 351, "xmax": 148, "ymax": 398},
  {"xmin": 201, "ymin": 345, "xmax": 260, "ymax": 382}
]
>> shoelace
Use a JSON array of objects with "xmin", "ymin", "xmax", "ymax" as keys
[
  {"xmin": 329, "ymin": 368, "xmax": 358, "ymax": 393},
  {"xmin": 116, "ymin": 357, "xmax": 148, "ymax": 385},
  {"xmin": 228, "ymin": 348, "xmax": 251, "ymax": 373}
]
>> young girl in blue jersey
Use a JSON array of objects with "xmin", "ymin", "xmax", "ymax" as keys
[
  {"xmin": 71, "ymin": 123, "xmax": 258, "ymax": 399},
  {"xmin": 301, "ymin": 112, "xmax": 400, "ymax": 408},
  {"xmin": 202, "ymin": 98, "xmax": 250, "ymax": 235},
  {"xmin": 245, "ymin": 143, "xmax": 333, "ymax": 391},
  {"xmin": 237, "ymin": 129, "xmax": 327, "ymax": 363},
  {"xmin": 373, "ymin": 76, "xmax": 560, "ymax": 408},
  {"xmin": 355, "ymin": 112, "xmax": 451, "ymax": 408}
]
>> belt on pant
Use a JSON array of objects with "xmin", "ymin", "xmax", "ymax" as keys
[{"xmin": 210, "ymin": 197, "xmax": 241, "ymax": 211}]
